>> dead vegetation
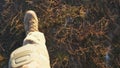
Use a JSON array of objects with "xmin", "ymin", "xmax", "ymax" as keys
[{"xmin": 0, "ymin": 0, "xmax": 120, "ymax": 68}]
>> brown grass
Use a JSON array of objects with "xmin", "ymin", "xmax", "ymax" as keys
[{"xmin": 0, "ymin": 0, "xmax": 120, "ymax": 68}]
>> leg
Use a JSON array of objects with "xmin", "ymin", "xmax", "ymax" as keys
[{"xmin": 9, "ymin": 10, "xmax": 50, "ymax": 68}]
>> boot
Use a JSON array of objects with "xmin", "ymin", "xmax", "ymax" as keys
[{"xmin": 24, "ymin": 10, "xmax": 39, "ymax": 34}]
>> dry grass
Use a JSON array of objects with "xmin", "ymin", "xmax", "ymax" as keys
[{"xmin": 0, "ymin": 0, "xmax": 120, "ymax": 68}]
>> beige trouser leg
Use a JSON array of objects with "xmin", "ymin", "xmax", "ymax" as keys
[{"xmin": 9, "ymin": 31, "xmax": 50, "ymax": 68}]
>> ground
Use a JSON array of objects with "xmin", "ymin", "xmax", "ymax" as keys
[{"xmin": 0, "ymin": 0, "xmax": 120, "ymax": 68}]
